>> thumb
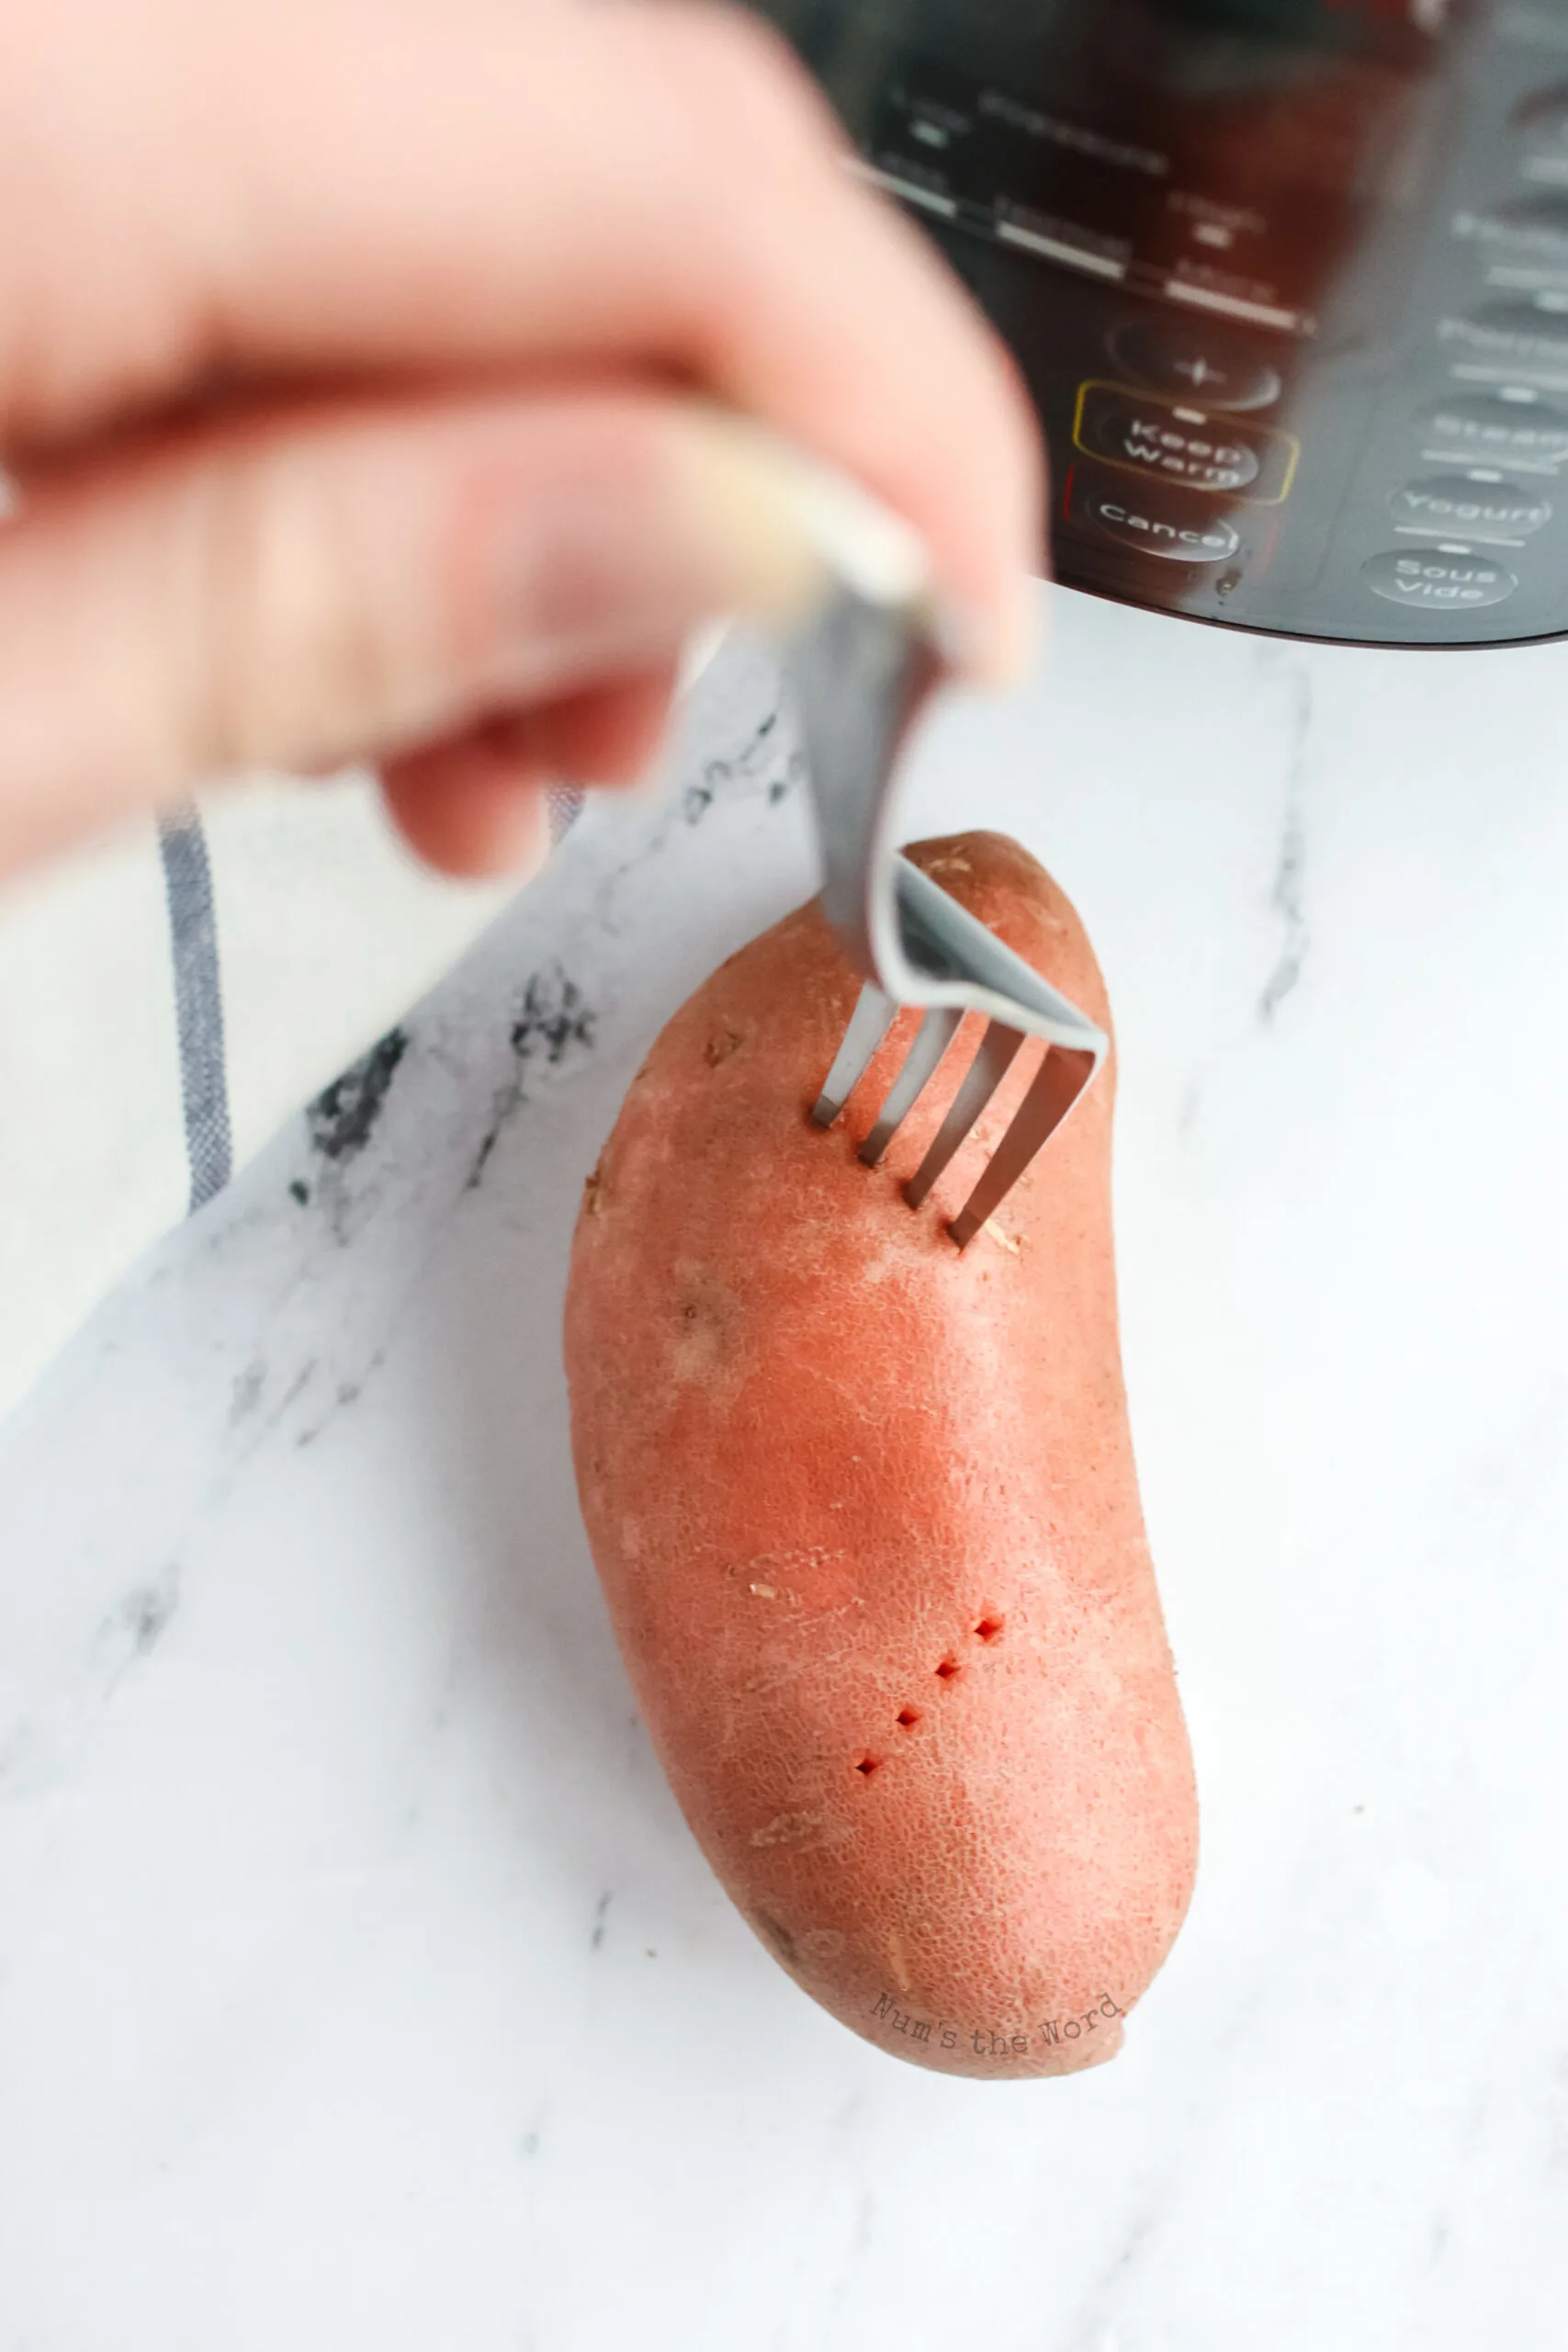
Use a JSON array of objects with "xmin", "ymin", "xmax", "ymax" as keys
[{"xmin": 0, "ymin": 388, "xmax": 930, "ymax": 877}]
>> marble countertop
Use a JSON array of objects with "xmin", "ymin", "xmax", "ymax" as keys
[{"xmin": 3, "ymin": 594, "xmax": 1567, "ymax": 2351}]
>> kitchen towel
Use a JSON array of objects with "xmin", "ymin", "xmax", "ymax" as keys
[
  {"xmin": 0, "ymin": 773, "xmax": 580, "ymax": 1420},
  {"xmin": 0, "ymin": 627, "xmax": 739, "ymax": 1420}
]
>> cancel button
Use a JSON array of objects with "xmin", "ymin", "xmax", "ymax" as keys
[{"xmin": 1081, "ymin": 485, "xmax": 1241, "ymax": 563}]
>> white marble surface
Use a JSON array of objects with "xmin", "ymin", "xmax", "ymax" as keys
[{"xmin": 4, "ymin": 593, "xmax": 1568, "ymax": 2351}]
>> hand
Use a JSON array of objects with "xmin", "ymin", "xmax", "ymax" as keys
[{"xmin": 0, "ymin": 0, "xmax": 1041, "ymax": 881}]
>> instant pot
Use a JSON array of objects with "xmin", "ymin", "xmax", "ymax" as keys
[{"xmin": 755, "ymin": 0, "xmax": 1568, "ymax": 646}]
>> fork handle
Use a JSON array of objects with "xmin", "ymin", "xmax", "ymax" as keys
[{"xmin": 784, "ymin": 579, "xmax": 942, "ymax": 984}]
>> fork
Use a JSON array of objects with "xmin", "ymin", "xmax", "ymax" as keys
[{"xmin": 784, "ymin": 577, "xmax": 1108, "ymax": 1250}]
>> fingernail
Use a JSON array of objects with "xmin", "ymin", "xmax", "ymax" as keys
[
  {"xmin": 988, "ymin": 570, "xmax": 1040, "ymax": 691},
  {"xmin": 927, "ymin": 568, "xmax": 1037, "ymax": 693},
  {"xmin": 469, "ymin": 784, "xmax": 551, "ymax": 880},
  {"xmin": 668, "ymin": 412, "xmax": 1024, "ymax": 687}
]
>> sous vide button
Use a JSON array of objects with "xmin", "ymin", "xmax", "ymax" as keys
[{"xmin": 1361, "ymin": 550, "xmax": 1517, "ymax": 610}]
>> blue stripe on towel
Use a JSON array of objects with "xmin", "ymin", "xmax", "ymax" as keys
[{"xmin": 156, "ymin": 809, "xmax": 233, "ymax": 1212}]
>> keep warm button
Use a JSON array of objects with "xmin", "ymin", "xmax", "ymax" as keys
[
  {"xmin": 1361, "ymin": 549, "xmax": 1517, "ymax": 609},
  {"xmin": 1073, "ymin": 380, "xmax": 1298, "ymax": 503}
]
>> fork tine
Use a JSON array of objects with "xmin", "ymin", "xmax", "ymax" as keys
[
  {"xmin": 859, "ymin": 1006, "xmax": 964, "ymax": 1167},
  {"xmin": 949, "ymin": 1046, "xmax": 1099, "ymax": 1248},
  {"xmin": 903, "ymin": 1022, "xmax": 1025, "ymax": 1209},
  {"xmin": 810, "ymin": 982, "xmax": 897, "ymax": 1127}
]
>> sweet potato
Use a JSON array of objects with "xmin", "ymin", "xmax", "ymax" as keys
[{"xmin": 564, "ymin": 831, "xmax": 1196, "ymax": 2078}]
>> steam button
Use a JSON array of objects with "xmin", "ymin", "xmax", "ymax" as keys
[
  {"xmin": 1419, "ymin": 391, "xmax": 1568, "ymax": 464},
  {"xmin": 1361, "ymin": 550, "xmax": 1517, "ymax": 610},
  {"xmin": 1454, "ymin": 194, "xmax": 1568, "ymax": 262}
]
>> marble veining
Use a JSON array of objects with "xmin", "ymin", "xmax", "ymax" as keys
[
  {"xmin": 3, "ymin": 594, "xmax": 1568, "ymax": 2351},
  {"xmin": 1256, "ymin": 648, "xmax": 1313, "ymax": 1026}
]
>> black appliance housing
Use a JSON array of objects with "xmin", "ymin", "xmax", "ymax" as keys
[{"xmin": 757, "ymin": 0, "xmax": 1568, "ymax": 645}]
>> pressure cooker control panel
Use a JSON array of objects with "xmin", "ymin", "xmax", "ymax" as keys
[{"xmin": 759, "ymin": 0, "xmax": 1568, "ymax": 648}]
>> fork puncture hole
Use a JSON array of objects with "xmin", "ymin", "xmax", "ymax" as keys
[
  {"xmin": 704, "ymin": 1027, "xmax": 745, "ymax": 1068},
  {"xmin": 934, "ymin": 1658, "xmax": 961, "ymax": 1682},
  {"xmin": 896, "ymin": 1707, "xmax": 920, "ymax": 1729},
  {"xmin": 854, "ymin": 1756, "xmax": 882, "ymax": 1778},
  {"xmin": 974, "ymin": 1615, "xmax": 1005, "ymax": 1644}
]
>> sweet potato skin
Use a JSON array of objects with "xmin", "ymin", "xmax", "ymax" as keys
[{"xmin": 564, "ymin": 832, "xmax": 1196, "ymax": 2077}]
